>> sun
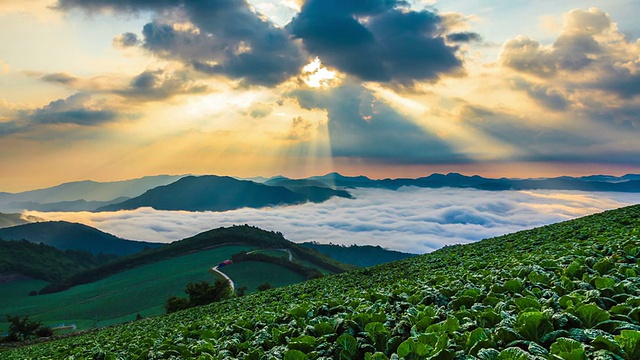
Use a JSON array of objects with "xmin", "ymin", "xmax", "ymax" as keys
[{"xmin": 302, "ymin": 57, "xmax": 339, "ymax": 88}]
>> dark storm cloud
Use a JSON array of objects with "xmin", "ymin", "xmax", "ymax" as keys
[
  {"xmin": 115, "ymin": 69, "xmax": 208, "ymax": 101},
  {"xmin": 446, "ymin": 32, "xmax": 482, "ymax": 43},
  {"xmin": 290, "ymin": 83, "xmax": 467, "ymax": 164},
  {"xmin": 57, "ymin": 0, "xmax": 305, "ymax": 87},
  {"xmin": 289, "ymin": 0, "xmax": 463, "ymax": 84}
]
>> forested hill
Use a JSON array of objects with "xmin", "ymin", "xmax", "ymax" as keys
[
  {"xmin": 0, "ymin": 221, "xmax": 161, "ymax": 256},
  {"xmin": 0, "ymin": 239, "xmax": 115, "ymax": 284}
]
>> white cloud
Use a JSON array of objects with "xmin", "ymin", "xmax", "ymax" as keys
[{"xmin": 26, "ymin": 188, "xmax": 640, "ymax": 254}]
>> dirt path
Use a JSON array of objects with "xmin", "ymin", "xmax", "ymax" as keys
[{"xmin": 210, "ymin": 266, "xmax": 234, "ymax": 292}]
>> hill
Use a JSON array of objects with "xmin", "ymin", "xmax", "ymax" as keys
[
  {"xmin": 0, "ymin": 239, "xmax": 115, "ymax": 284},
  {"xmin": 0, "ymin": 212, "xmax": 41, "ymax": 229},
  {"xmin": 0, "ymin": 226, "xmax": 353, "ymax": 332},
  {"xmin": 300, "ymin": 242, "xmax": 416, "ymax": 267},
  {"xmin": 5, "ymin": 204, "xmax": 639, "ymax": 359},
  {"xmin": 42, "ymin": 224, "xmax": 353, "ymax": 293},
  {"xmin": 97, "ymin": 175, "xmax": 352, "ymax": 212},
  {"xmin": 0, "ymin": 221, "xmax": 161, "ymax": 256}
]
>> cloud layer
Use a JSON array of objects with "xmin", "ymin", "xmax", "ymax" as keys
[{"xmin": 28, "ymin": 188, "xmax": 640, "ymax": 254}]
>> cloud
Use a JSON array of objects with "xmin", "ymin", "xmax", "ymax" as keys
[
  {"xmin": 58, "ymin": 0, "xmax": 306, "ymax": 87},
  {"xmin": 40, "ymin": 72, "xmax": 78, "ymax": 85},
  {"xmin": 446, "ymin": 32, "xmax": 482, "ymax": 43},
  {"xmin": 115, "ymin": 69, "xmax": 208, "ymax": 101},
  {"xmin": 19, "ymin": 93, "xmax": 118, "ymax": 126},
  {"xmin": 27, "ymin": 188, "xmax": 640, "ymax": 254},
  {"xmin": 512, "ymin": 80, "xmax": 568, "ymax": 111},
  {"xmin": 0, "ymin": 93, "xmax": 123, "ymax": 137},
  {"xmin": 113, "ymin": 32, "xmax": 139, "ymax": 48},
  {"xmin": 288, "ymin": 0, "xmax": 463, "ymax": 85},
  {"xmin": 289, "ymin": 82, "xmax": 467, "ymax": 164},
  {"xmin": 247, "ymin": 103, "xmax": 273, "ymax": 118},
  {"xmin": 500, "ymin": 8, "xmax": 640, "ymax": 98}
]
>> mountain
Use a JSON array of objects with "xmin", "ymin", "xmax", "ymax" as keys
[
  {"xmin": 300, "ymin": 242, "xmax": 416, "ymax": 267},
  {"xmin": 97, "ymin": 175, "xmax": 352, "ymax": 212},
  {"xmin": 295, "ymin": 172, "xmax": 640, "ymax": 192},
  {"xmin": 0, "ymin": 221, "xmax": 162, "ymax": 256},
  {"xmin": 264, "ymin": 178, "xmax": 331, "ymax": 189},
  {"xmin": 0, "ymin": 197, "xmax": 130, "ymax": 213},
  {"xmin": 7, "ymin": 204, "xmax": 640, "ymax": 358},
  {"xmin": 0, "ymin": 174, "xmax": 185, "ymax": 204},
  {"xmin": 0, "ymin": 239, "xmax": 115, "ymax": 284},
  {"xmin": 0, "ymin": 212, "xmax": 42, "ymax": 228}
]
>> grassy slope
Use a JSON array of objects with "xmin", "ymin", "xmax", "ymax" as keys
[
  {"xmin": 5, "ymin": 204, "xmax": 640, "ymax": 359},
  {"xmin": 0, "ymin": 225, "xmax": 352, "ymax": 335},
  {"xmin": 0, "ymin": 245, "xmax": 252, "ymax": 331},
  {"xmin": 55, "ymin": 225, "xmax": 352, "ymax": 292}
]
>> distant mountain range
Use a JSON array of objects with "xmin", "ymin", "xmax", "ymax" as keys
[
  {"xmin": 0, "ymin": 175, "xmax": 185, "ymax": 213},
  {"xmin": 0, "ymin": 221, "xmax": 161, "ymax": 256},
  {"xmin": 282, "ymin": 172, "xmax": 640, "ymax": 192},
  {"xmin": 97, "ymin": 175, "xmax": 352, "ymax": 212},
  {"xmin": 1, "ymin": 172, "xmax": 639, "ymax": 214}
]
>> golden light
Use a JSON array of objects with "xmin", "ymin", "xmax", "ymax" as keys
[{"xmin": 302, "ymin": 57, "xmax": 338, "ymax": 88}]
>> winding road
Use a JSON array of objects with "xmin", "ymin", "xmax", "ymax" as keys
[
  {"xmin": 211, "ymin": 249, "xmax": 293, "ymax": 293},
  {"xmin": 210, "ymin": 265, "xmax": 235, "ymax": 292}
]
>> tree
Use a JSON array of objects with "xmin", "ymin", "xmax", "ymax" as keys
[
  {"xmin": 236, "ymin": 285, "xmax": 248, "ymax": 297},
  {"xmin": 164, "ymin": 279, "xmax": 232, "ymax": 314},
  {"xmin": 164, "ymin": 296, "xmax": 189, "ymax": 314},
  {"xmin": 4, "ymin": 314, "xmax": 52, "ymax": 341},
  {"xmin": 257, "ymin": 282, "xmax": 272, "ymax": 291}
]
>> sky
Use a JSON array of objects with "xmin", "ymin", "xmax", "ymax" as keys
[
  {"xmin": 1, "ymin": 0, "xmax": 640, "ymax": 192},
  {"xmin": 28, "ymin": 188, "xmax": 640, "ymax": 253}
]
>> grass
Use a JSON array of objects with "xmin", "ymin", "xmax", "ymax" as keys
[
  {"xmin": 219, "ymin": 261, "xmax": 308, "ymax": 293},
  {"xmin": 0, "ymin": 245, "xmax": 253, "ymax": 332}
]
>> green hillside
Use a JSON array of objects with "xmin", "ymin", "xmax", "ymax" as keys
[
  {"xmin": 4, "ymin": 204, "xmax": 640, "ymax": 359},
  {"xmin": 43, "ymin": 225, "xmax": 352, "ymax": 293},
  {"xmin": 0, "ymin": 226, "xmax": 351, "ymax": 334}
]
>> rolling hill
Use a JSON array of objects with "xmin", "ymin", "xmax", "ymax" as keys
[
  {"xmin": 97, "ymin": 175, "xmax": 352, "ymax": 212},
  {"xmin": 4, "ymin": 204, "xmax": 639, "ymax": 358},
  {"xmin": 0, "ymin": 225, "xmax": 353, "ymax": 332},
  {"xmin": 0, "ymin": 221, "xmax": 161, "ymax": 256}
]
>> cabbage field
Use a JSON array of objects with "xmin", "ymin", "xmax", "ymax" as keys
[{"xmin": 3, "ymin": 204, "xmax": 640, "ymax": 359}]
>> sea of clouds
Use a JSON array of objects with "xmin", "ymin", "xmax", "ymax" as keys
[{"xmin": 27, "ymin": 187, "xmax": 640, "ymax": 254}]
